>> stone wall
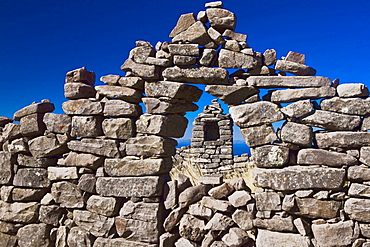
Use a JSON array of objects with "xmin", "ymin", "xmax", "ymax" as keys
[{"xmin": 1, "ymin": 1, "xmax": 370, "ymax": 246}]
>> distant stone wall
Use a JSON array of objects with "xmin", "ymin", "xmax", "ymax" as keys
[{"xmin": 1, "ymin": 1, "xmax": 370, "ymax": 246}]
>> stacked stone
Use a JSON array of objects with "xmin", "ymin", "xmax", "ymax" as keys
[
  {"xmin": 162, "ymin": 174, "xmax": 254, "ymax": 247},
  {"xmin": 190, "ymin": 99, "xmax": 233, "ymax": 175}
]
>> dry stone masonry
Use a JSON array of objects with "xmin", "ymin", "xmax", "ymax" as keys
[{"xmin": 1, "ymin": 1, "xmax": 370, "ymax": 246}]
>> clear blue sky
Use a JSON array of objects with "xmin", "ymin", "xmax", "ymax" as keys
[{"xmin": 1, "ymin": 0, "xmax": 370, "ymax": 140}]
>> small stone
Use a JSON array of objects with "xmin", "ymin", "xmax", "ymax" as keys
[
  {"xmin": 189, "ymin": 204, "xmax": 213, "ymax": 219},
  {"xmin": 136, "ymin": 114, "xmax": 188, "ymax": 138},
  {"xmin": 284, "ymin": 51, "xmax": 305, "ymax": 64},
  {"xmin": 360, "ymin": 147, "xmax": 370, "ymax": 166},
  {"xmin": 102, "ymin": 118, "xmax": 134, "ymax": 139},
  {"xmin": 201, "ymin": 196, "xmax": 233, "ymax": 212},
  {"xmin": 206, "ymin": 8, "xmax": 236, "ymax": 33},
  {"xmin": 229, "ymin": 177, "xmax": 248, "ymax": 191},
  {"xmin": 208, "ymin": 182, "xmax": 234, "ymax": 199},
  {"xmin": 251, "ymin": 145, "xmax": 290, "ymax": 168},
  {"xmin": 275, "ymin": 60, "xmax": 316, "ymax": 76},
  {"xmin": 73, "ymin": 210, "xmax": 114, "ymax": 237},
  {"xmin": 218, "ymin": 49, "xmax": 257, "ymax": 69},
  {"xmin": 293, "ymin": 218, "xmax": 310, "ymax": 236},
  {"xmin": 51, "ymin": 181, "xmax": 84, "ymax": 208},
  {"xmin": 121, "ymin": 59, "xmax": 160, "ymax": 80},
  {"xmin": 67, "ymin": 226, "xmax": 94, "ymax": 247},
  {"xmin": 95, "ymin": 85, "xmax": 142, "ymax": 103},
  {"xmin": 100, "ymin": 74, "xmax": 120, "ymax": 85},
  {"xmin": 12, "ymin": 187, "xmax": 47, "ymax": 202},
  {"xmin": 103, "ymin": 99, "xmax": 142, "ymax": 117},
  {"xmin": 65, "ymin": 67, "xmax": 95, "ymax": 85},
  {"xmin": 240, "ymin": 124, "xmax": 277, "ymax": 147},
  {"xmin": 313, "ymin": 190, "xmax": 329, "ymax": 200},
  {"xmin": 207, "ymin": 27, "xmax": 225, "ymax": 45},
  {"xmin": 20, "ymin": 113, "xmax": 46, "ymax": 137},
  {"xmin": 228, "ymin": 190, "xmax": 252, "ymax": 207},
  {"xmin": 169, "ymin": 13, "xmax": 196, "ymax": 38},
  {"xmin": 256, "ymin": 229, "xmax": 311, "ymax": 247},
  {"xmin": 13, "ymin": 168, "xmax": 50, "ymax": 188},
  {"xmin": 232, "ymin": 209, "xmax": 254, "ymax": 231},
  {"xmin": 77, "ymin": 174, "xmax": 96, "ymax": 193},
  {"xmin": 168, "ymin": 44, "xmax": 200, "ymax": 56},
  {"xmin": 28, "ymin": 135, "xmax": 68, "ymax": 158},
  {"xmin": 199, "ymin": 174, "xmax": 223, "ymax": 184},
  {"xmin": 179, "ymin": 214, "xmax": 206, "ymax": 241},
  {"xmin": 163, "ymin": 207, "xmax": 187, "ymax": 232},
  {"xmin": 43, "ymin": 113, "xmax": 71, "ymax": 134},
  {"xmin": 47, "ymin": 167, "xmax": 78, "ymax": 181},
  {"xmin": 39, "ymin": 205, "xmax": 63, "ymax": 226},
  {"xmin": 254, "ymin": 215, "xmax": 295, "ymax": 232},
  {"xmin": 86, "ymin": 195, "xmax": 119, "ymax": 217},
  {"xmin": 175, "ymin": 238, "xmax": 197, "ymax": 247},
  {"xmin": 118, "ymin": 76, "xmax": 145, "ymax": 90},
  {"xmin": 337, "ymin": 83, "xmax": 369, "ymax": 98},
  {"xmin": 263, "ymin": 49, "xmax": 277, "ymax": 66},
  {"xmin": 64, "ymin": 151, "xmax": 104, "ymax": 169},
  {"xmin": 281, "ymin": 99, "xmax": 313, "ymax": 117},
  {"xmin": 205, "ymin": 213, "xmax": 234, "ymax": 231},
  {"xmin": 145, "ymin": 80, "xmax": 202, "ymax": 102},
  {"xmin": 67, "ymin": 138, "xmax": 120, "ymax": 157},
  {"xmin": 173, "ymin": 55, "xmax": 197, "ymax": 66},
  {"xmin": 125, "ymin": 135, "xmax": 177, "ymax": 158},
  {"xmin": 64, "ymin": 82, "xmax": 96, "ymax": 100},
  {"xmin": 348, "ymin": 183, "xmax": 370, "ymax": 198},
  {"xmin": 178, "ymin": 184, "xmax": 210, "ymax": 208},
  {"xmin": 222, "ymin": 29, "xmax": 247, "ymax": 42},
  {"xmin": 205, "ymin": 85, "xmax": 259, "ymax": 105},
  {"xmin": 199, "ymin": 48, "xmax": 217, "ymax": 66},
  {"xmin": 0, "ymin": 152, "xmax": 15, "ymax": 185},
  {"xmin": 205, "ymin": 1, "xmax": 223, "ymax": 8},
  {"xmin": 224, "ymin": 40, "xmax": 240, "ymax": 52}
]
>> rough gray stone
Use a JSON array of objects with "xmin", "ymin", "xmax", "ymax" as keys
[
  {"xmin": 95, "ymin": 85, "xmax": 142, "ymax": 103},
  {"xmin": 162, "ymin": 66, "xmax": 228, "ymax": 84},
  {"xmin": 64, "ymin": 151, "xmax": 104, "ymax": 169},
  {"xmin": 28, "ymin": 135, "xmax": 68, "ymax": 158},
  {"xmin": 280, "ymin": 99, "xmax": 313, "ymax": 118},
  {"xmin": 143, "ymin": 97, "xmax": 198, "ymax": 114},
  {"xmin": 39, "ymin": 205, "xmax": 63, "ymax": 226},
  {"xmin": 205, "ymin": 1, "xmax": 223, "ymax": 8},
  {"xmin": 67, "ymin": 226, "xmax": 94, "ymax": 247},
  {"xmin": 270, "ymin": 86, "xmax": 336, "ymax": 103},
  {"xmin": 189, "ymin": 204, "xmax": 212, "ymax": 219},
  {"xmin": 43, "ymin": 113, "xmax": 71, "ymax": 134},
  {"xmin": 199, "ymin": 48, "xmax": 217, "ymax": 66},
  {"xmin": 337, "ymin": 83, "xmax": 368, "ymax": 98},
  {"xmin": 163, "ymin": 207, "xmax": 187, "ymax": 232},
  {"xmin": 297, "ymin": 148, "xmax": 358, "ymax": 166},
  {"xmin": 263, "ymin": 49, "xmax": 276, "ymax": 66},
  {"xmin": 312, "ymin": 221, "xmax": 354, "ymax": 247},
  {"xmin": 86, "ymin": 195, "xmax": 118, "ymax": 217},
  {"xmin": 275, "ymin": 60, "xmax": 316, "ymax": 76},
  {"xmin": 121, "ymin": 59, "xmax": 159, "ymax": 80},
  {"xmin": 205, "ymin": 85, "xmax": 259, "ymax": 105},
  {"xmin": 349, "ymin": 183, "xmax": 370, "ymax": 198},
  {"xmin": 251, "ymin": 145, "xmax": 290, "ymax": 168},
  {"xmin": 232, "ymin": 209, "xmax": 254, "ymax": 231},
  {"xmin": 13, "ymin": 168, "xmax": 50, "ymax": 188},
  {"xmin": 0, "ymin": 201, "xmax": 39, "ymax": 223},
  {"xmin": 47, "ymin": 167, "xmax": 78, "ymax": 181},
  {"xmin": 73, "ymin": 209, "xmax": 114, "ymax": 237},
  {"xmin": 230, "ymin": 101, "xmax": 284, "ymax": 127},
  {"xmin": 222, "ymin": 227, "xmax": 250, "ymax": 246},
  {"xmin": 136, "ymin": 114, "xmax": 187, "ymax": 138},
  {"xmin": 321, "ymin": 97, "xmax": 370, "ymax": 115},
  {"xmin": 295, "ymin": 198, "xmax": 341, "ymax": 219},
  {"xmin": 115, "ymin": 216, "xmax": 161, "ymax": 243},
  {"xmin": 206, "ymin": 8, "xmax": 236, "ymax": 32},
  {"xmin": 172, "ymin": 21, "xmax": 214, "ymax": 47},
  {"xmin": 179, "ymin": 214, "xmax": 206, "ymax": 241},
  {"xmin": 67, "ymin": 138, "xmax": 120, "ymax": 157},
  {"xmin": 0, "ymin": 151, "xmax": 14, "ymax": 185},
  {"xmin": 348, "ymin": 165, "xmax": 370, "ymax": 181},
  {"xmin": 20, "ymin": 113, "xmax": 46, "ymax": 137},
  {"xmin": 218, "ymin": 49, "xmax": 257, "ymax": 69},
  {"xmin": 175, "ymin": 238, "xmax": 197, "ymax": 247},
  {"xmin": 51, "ymin": 181, "xmax": 84, "ymax": 208},
  {"xmin": 64, "ymin": 82, "xmax": 97, "ymax": 100},
  {"xmin": 205, "ymin": 213, "xmax": 234, "ymax": 231},
  {"xmin": 254, "ymin": 215, "xmax": 295, "ymax": 232},
  {"xmin": 129, "ymin": 45, "xmax": 154, "ymax": 64},
  {"xmin": 240, "ymin": 124, "xmax": 277, "ymax": 147},
  {"xmin": 256, "ymin": 229, "xmax": 311, "ymax": 247},
  {"xmin": 62, "ymin": 99, "xmax": 103, "ymax": 115},
  {"xmin": 145, "ymin": 81, "xmax": 203, "ymax": 101},
  {"xmin": 78, "ymin": 174, "xmax": 96, "ymax": 193},
  {"xmin": 360, "ymin": 147, "xmax": 370, "ymax": 166},
  {"xmin": 17, "ymin": 223, "xmax": 50, "ymax": 247},
  {"xmin": 199, "ymin": 174, "xmax": 223, "ymax": 185},
  {"xmin": 300, "ymin": 110, "xmax": 361, "ymax": 130},
  {"xmin": 208, "ymin": 182, "xmax": 234, "ymax": 199},
  {"xmin": 103, "ymin": 99, "xmax": 142, "ymax": 117},
  {"xmin": 255, "ymin": 191, "xmax": 281, "ymax": 211},
  {"xmin": 293, "ymin": 218, "xmax": 310, "ymax": 236},
  {"xmin": 173, "ymin": 55, "xmax": 197, "ymax": 66},
  {"xmin": 247, "ymin": 76, "xmax": 329, "ymax": 88},
  {"xmin": 280, "ymin": 122, "xmax": 313, "ymax": 147},
  {"xmin": 13, "ymin": 102, "xmax": 55, "ymax": 121},
  {"xmin": 164, "ymin": 180, "xmax": 178, "ymax": 210},
  {"xmin": 2, "ymin": 123, "xmax": 21, "ymax": 141},
  {"xmin": 0, "ymin": 232, "xmax": 17, "ymax": 247},
  {"xmin": 159, "ymin": 233, "xmax": 178, "ymax": 247},
  {"xmin": 254, "ymin": 166, "xmax": 345, "ymax": 190},
  {"xmin": 102, "ymin": 118, "xmax": 134, "ymax": 139},
  {"xmin": 96, "ymin": 176, "xmax": 165, "ymax": 197},
  {"xmin": 179, "ymin": 184, "xmax": 210, "ymax": 208},
  {"xmin": 120, "ymin": 200, "xmax": 163, "ymax": 223},
  {"xmin": 201, "ymin": 196, "xmax": 233, "ymax": 212},
  {"xmin": 316, "ymin": 132, "xmax": 370, "ymax": 149},
  {"xmin": 222, "ymin": 29, "xmax": 247, "ymax": 42},
  {"xmin": 207, "ymin": 27, "xmax": 225, "ymax": 45},
  {"xmin": 93, "ymin": 237, "xmax": 157, "ymax": 247},
  {"xmin": 12, "ymin": 187, "xmax": 47, "ymax": 202},
  {"xmin": 125, "ymin": 136, "xmax": 177, "ymax": 157},
  {"xmin": 65, "ymin": 67, "xmax": 95, "ymax": 85},
  {"xmin": 168, "ymin": 44, "xmax": 200, "ymax": 56},
  {"xmin": 118, "ymin": 76, "xmax": 145, "ymax": 90},
  {"xmin": 169, "ymin": 13, "xmax": 196, "ymax": 37},
  {"xmin": 228, "ymin": 190, "xmax": 252, "ymax": 207}
]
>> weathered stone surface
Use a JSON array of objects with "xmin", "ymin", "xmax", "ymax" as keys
[
  {"xmin": 316, "ymin": 132, "xmax": 370, "ymax": 148},
  {"xmin": 360, "ymin": 224, "xmax": 370, "ymax": 238},
  {"xmin": 201, "ymin": 196, "xmax": 233, "ymax": 212},
  {"xmin": 164, "ymin": 207, "xmax": 187, "ymax": 232},
  {"xmin": 254, "ymin": 215, "xmax": 295, "ymax": 232},
  {"xmin": 64, "ymin": 151, "xmax": 104, "ymax": 169},
  {"xmin": 143, "ymin": 98, "xmax": 198, "ymax": 114},
  {"xmin": 295, "ymin": 197, "xmax": 341, "ymax": 219},
  {"xmin": 7, "ymin": 138, "xmax": 28, "ymax": 154},
  {"xmin": 349, "ymin": 183, "xmax": 370, "ymax": 198},
  {"xmin": 12, "ymin": 188, "xmax": 47, "ymax": 202},
  {"xmin": 93, "ymin": 237, "xmax": 157, "ymax": 247},
  {"xmin": 160, "ymin": 232, "xmax": 178, "ymax": 247},
  {"xmin": 0, "ymin": 221, "xmax": 21, "ymax": 234},
  {"xmin": 293, "ymin": 218, "xmax": 310, "ymax": 236},
  {"xmin": 43, "ymin": 113, "xmax": 72, "ymax": 134},
  {"xmin": 13, "ymin": 168, "xmax": 50, "ymax": 188},
  {"xmin": 205, "ymin": 1, "xmax": 223, "ymax": 8},
  {"xmin": 255, "ymin": 191, "xmax": 281, "ymax": 211},
  {"xmin": 360, "ymin": 147, "xmax": 370, "ymax": 166},
  {"xmin": 55, "ymin": 226, "xmax": 68, "ymax": 247},
  {"xmin": 48, "ymin": 167, "xmax": 78, "ymax": 181},
  {"xmin": 297, "ymin": 148, "xmax": 358, "ymax": 166},
  {"xmin": 172, "ymin": 21, "xmax": 214, "ymax": 47},
  {"xmin": 78, "ymin": 174, "xmax": 96, "ymax": 193},
  {"xmin": 0, "ymin": 116, "xmax": 13, "ymax": 127},
  {"xmin": 275, "ymin": 60, "xmax": 316, "ymax": 76},
  {"xmin": 189, "ymin": 204, "xmax": 212, "ymax": 219},
  {"xmin": 105, "ymin": 157, "xmax": 172, "ymax": 177},
  {"xmin": 0, "ymin": 151, "xmax": 14, "ymax": 185},
  {"xmin": 0, "ymin": 200, "xmax": 39, "ymax": 223},
  {"xmin": 348, "ymin": 165, "xmax": 370, "ymax": 181},
  {"xmin": 118, "ymin": 76, "xmax": 145, "ymax": 90},
  {"xmin": 207, "ymin": 27, "xmax": 225, "ymax": 45},
  {"xmin": 345, "ymin": 198, "xmax": 370, "ymax": 222},
  {"xmin": 179, "ymin": 214, "xmax": 206, "ymax": 241},
  {"xmin": 281, "ymin": 99, "xmax": 313, "ymax": 118},
  {"xmin": 169, "ymin": 13, "xmax": 196, "ymax": 37},
  {"xmin": 228, "ymin": 190, "xmax": 252, "ymax": 207},
  {"xmin": 13, "ymin": 102, "xmax": 55, "ymax": 121},
  {"xmin": 28, "ymin": 135, "xmax": 68, "ymax": 158},
  {"xmin": 121, "ymin": 59, "xmax": 159, "ymax": 80},
  {"xmin": 361, "ymin": 116, "xmax": 370, "ymax": 131},
  {"xmin": 64, "ymin": 82, "xmax": 97, "ymax": 99},
  {"xmin": 51, "ymin": 181, "xmax": 84, "ymax": 208},
  {"xmin": 254, "ymin": 166, "xmax": 345, "ymax": 190},
  {"xmin": 168, "ymin": 44, "xmax": 200, "ymax": 56},
  {"xmin": 129, "ymin": 46, "xmax": 154, "ymax": 64},
  {"xmin": 67, "ymin": 226, "xmax": 94, "ymax": 247},
  {"xmin": 39, "ymin": 205, "xmax": 63, "ymax": 226},
  {"xmin": 205, "ymin": 212, "xmax": 234, "ymax": 231},
  {"xmin": 95, "ymin": 85, "xmax": 142, "ymax": 103},
  {"xmin": 300, "ymin": 110, "xmax": 361, "ymax": 130},
  {"xmin": 65, "ymin": 67, "xmax": 95, "ymax": 85},
  {"xmin": 17, "ymin": 223, "xmax": 50, "ymax": 247},
  {"xmin": 247, "ymin": 76, "xmax": 329, "ymax": 88},
  {"xmin": 179, "ymin": 184, "xmax": 210, "ymax": 208},
  {"xmin": 115, "ymin": 216, "xmax": 160, "ymax": 243},
  {"xmin": 337, "ymin": 83, "xmax": 368, "ymax": 98},
  {"xmin": 321, "ymin": 97, "xmax": 370, "ymax": 115},
  {"xmin": 208, "ymin": 182, "xmax": 234, "ymax": 199},
  {"xmin": 263, "ymin": 49, "xmax": 276, "ymax": 66},
  {"xmin": 218, "ymin": 49, "xmax": 257, "ymax": 69},
  {"xmin": 1, "ymin": 186, "xmax": 13, "ymax": 202},
  {"xmin": 256, "ymin": 229, "xmax": 311, "ymax": 247},
  {"xmin": 102, "ymin": 118, "xmax": 134, "ymax": 139},
  {"xmin": 1, "ymin": 123, "xmax": 21, "ymax": 141},
  {"xmin": 173, "ymin": 55, "xmax": 197, "ymax": 66},
  {"xmin": 230, "ymin": 101, "xmax": 284, "ymax": 127},
  {"xmin": 199, "ymin": 174, "xmax": 223, "ymax": 185},
  {"xmin": 145, "ymin": 81, "xmax": 202, "ymax": 102},
  {"xmin": 222, "ymin": 29, "xmax": 247, "ymax": 42},
  {"xmin": 103, "ymin": 99, "xmax": 141, "ymax": 117},
  {"xmin": 251, "ymin": 145, "xmax": 289, "ymax": 168},
  {"xmin": 120, "ymin": 200, "xmax": 163, "ymax": 223},
  {"xmin": 20, "ymin": 113, "xmax": 46, "ymax": 137},
  {"xmin": 270, "ymin": 87, "xmax": 336, "ymax": 103},
  {"xmin": 206, "ymin": 8, "xmax": 236, "ymax": 32},
  {"xmin": 125, "ymin": 136, "xmax": 177, "ymax": 157},
  {"xmin": 96, "ymin": 176, "xmax": 165, "ymax": 197},
  {"xmin": 232, "ymin": 209, "xmax": 254, "ymax": 231},
  {"xmin": 284, "ymin": 51, "xmax": 305, "ymax": 64},
  {"xmin": 100, "ymin": 74, "xmax": 120, "ymax": 85},
  {"xmin": 62, "ymin": 99, "xmax": 103, "ymax": 115},
  {"xmin": 162, "ymin": 66, "xmax": 228, "ymax": 84},
  {"xmin": 136, "ymin": 114, "xmax": 188, "ymax": 138},
  {"xmin": 222, "ymin": 227, "xmax": 249, "ymax": 247},
  {"xmin": 199, "ymin": 48, "xmax": 217, "ymax": 66},
  {"xmin": 164, "ymin": 180, "xmax": 178, "ymax": 210},
  {"xmin": 73, "ymin": 209, "xmax": 114, "ymax": 237},
  {"xmin": 240, "ymin": 125, "xmax": 277, "ymax": 147},
  {"xmin": 175, "ymin": 238, "xmax": 197, "ymax": 247},
  {"xmin": 280, "ymin": 122, "xmax": 312, "ymax": 147},
  {"xmin": 0, "ymin": 232, "xmax": 17, "ymax": 247},
  {"xmin": 68, "ymin": 139, "xmax": 120, "ymax": 157},
  {"xmin": 312, "ymin": 221, "xmax": 354, "ymax": 247},
  {"xmin": 205, "ymin": 85, "xmax": 259, "ymax": 105}
]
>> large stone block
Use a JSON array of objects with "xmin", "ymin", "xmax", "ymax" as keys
[
  {"xmin": 169, "ymin": 13, "xmax": 196, "ymax": 38},
  {"xmin": 121, "ymin": 59, "xmax": 160, "ymax": 80},
  {"xmin": 254, "ymin": 166, "xmax": 345, "ymax": 190},
  {"xmin": 344, "ymin": 198, "xmax": 370, "ymax": 222},
  {"xmin": 104, "ymin": 157, "xmax": 172, "ymax": 176},
  {"xmin": 270, "ymin": 87, "xmax": 336, "ymax": 103},
  {"xmin": 297, "ymin": 148, "xmax": 358, "ymax": 166},
  {"xmin": 13, "ymin": 102, "xmax": 55, "ymax": 121},
  {"xmin": 256, "ymin": 229, "xmax": 311, "ymax": 247},
  {"xmin": 253, "ymin": 215, "xmax": 295, "ymax": 232},
  {"xmin": 93, "ymin": 237, "xmax": 157, "ymax": 247},
  {"xmin": 337, "ymin": 83, "xmax": 368, "ymax": 98},
  {"xmin": 96, "ymin": 176, "xmax": 165, "ymax": 197},
  {"xmin": 168, "ymin": 44, "xmax": 200, "ymax": 56},
  {"xmin": 129, "ymin": 46, "xmax": 154, "ymax": 64},
  {"xmin": 95, "ymin": 85, "xmax": 142, "ymax": 103},
  {"xmin": 0, "ymin": 232, "xmax": 17, "ymax": 247},
  {"xmin": 0, "ymin": 151, "xmax": 14, "ymax": 185},
  {"xmin": 51, "ymin": 181, "xmax": 84, "ymax": 208},
  {"xmin": 145, "ymin": 81, "xmax": 202, "ymax": 102},
  {"xmin": 240, "ymin": 125, "xmax": 277, "ymax": 147},
  {"xmin": 321, "ymin": 97, "xmax": 370, "ymax": 115},
  {"xmin": 275, "ymin": 60, "xmax": 316, "ymax": 76},
  {"xmin": 300, "ymin": 110, "xmax": 361, "ymax": 130},
  {"xmin": 295, "ymin": 198, "xmax": 341, "ymax": 219},
  {"xmin": 67, "ymin": 138, "xmax": 120, "ymax": 157},
  {"xmin": 71, "ymin": 116, "xmax": 104, "ymax": 138},
  {"xmin": 247, "ymin": 76, "xmax": 330, "ymax": 88},
  {"xmin": 162, "ymin": 66, "xmax": 228, "ymax": 84},
  {"xmin": 65, "ymin": 67, "xmax": 95, "ymax": 85},
  {"xmin": 255, "ymin": 191, "xmax": 281, "ymax": 211},
  {"xmin": 251, "ymin": 145, "xmax": 289, "ymax": 168},
  {"xmin": 12, "ymin": 188, "xmax": 47, "ymax": 202},
  {"xmin": 348, "ymin": 183, "xmax": 370, "ymax": 198},
  {"xmin": 102, "ymin": 118, "xmax": 135, "ymax": 139},
  {"xmin": 206, "ymin": 8, "xmax": 236, "ymax": 32},
  {"xmin": 67, "ymin": 226, "xmax": 94, "ymax": 247},
  {"xmin": 205, "ymin": 85, "xmax": 259, "ymax": 105},
  {"xmin": 47, "ymin": 167, "xmax": 78, "ymax": 181},
  {"xmin": 1, "ymin": 123, "xmax": 21, "ymax": 141},
  {"xmin": 172, "ymin": 21, "xmax": 214, "ymax": 47},
  {"xmin": 179, "ymin": 214, "xmax": 206, "ymax": 241},
  {"xmin": 312, "ymin": 221, "xmax": 354, "ymax": 247},
  {"xmin": 20, "ymin": 113, "xmax": 46, "ymax": 137},
  {"xmin": 62, "ymin": 99, "xmax": 103, "ymax": 115},
  {"xmin": 64, "ymin": 151, "xmax": 104, "ymax": 169},
  {"xmin": 28, "ymin": 135, "xmax": 68, "ymax": 158},
  {"xmin": 136, "ymin": 114, "xmax": 188, "ymax": 138},
  {"xmin": 0, "ymin": 200, "xmax": 39, "ymax": 223},
  {"xmin": 280, "ymin": 122, "xmax": 313, "ymax": 147},
  {"xmin": 103, "ymin": 99, "xmax": 142, "ymax": 117},
  {"xmin": 73, "ymin": 210, "xmax": 114, "ymax": 237},
  {"xmin": 115, "ymin": 216, "xmax": 161, "ymax": 243},
  {"xmin": 39, "ymin": 205, "xmax": 63, "ymax": 226},
  {"xmin": 17, "ymin": 223, "xmax": 50, "ymax": 247},
  {"xmin": 316, "ymin": 132, "xmax": 370, "ymax": 148},
  {"xmin": 64, "ymin": 82, "xmax": 97, "ymax": 100},
  {"xmin": 179, "ymin": 184, "xmax": 210, "ymax": 208},
  {"xmin": 43, "ymin": 113, "xmax": 72, "ymax": 134},
  {"xmin": 118, "ymin": 76, "xmax": 145, "ymax": 90},
  {"xmin": 142, "ymin": 97, "xmax": 198, "ymax": 114},
  {"xmin": 13, "ymin": 168, "xmax": 50, "ymax": 188},
  {"xmin": 230, "ymin": 101, "xmax": 284, "ymax": 127},
  {"xmin": 281, "ymin": 99, "xmax": 313, "ymax": 118},
  {"xmin": 218, "ymin": 49, "xmax": 258, "ymax": 69},
  {"xmin": 125, "ymin": 136, "xmax": 177, "ymax": 158},
  {"xmin": 348, "ymin": 166, "xmax": 370, "ymax": 181}
]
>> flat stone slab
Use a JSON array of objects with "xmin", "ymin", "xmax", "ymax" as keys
[
  {"xmin": 103, "ymin": 99, "xmax": 142, "ymax": 117},
  {"xmin": 67, "ymin": 139, "xmax": 120, "ymax": 157},
  {"xmin": 270, "ymin": 87, "xmax": 336, "ymax": 103},
  {"xmin": 73, "ymin": 210, "xmax": 114, "ymax": 237},
  {"xmin": 247, "ymin": 76, "xmax": 330, "ymax": 88},
  {"xmin": 275, "ymin": 60, "xmax": 316, "ymax": 76},
  {"xmin": 320, "ymin": 97, "xmax": 370, "ymax": 115},
  {"xmin": 240, "ymin": 124, "xmax": 277, "ymax": 147},
  {"xmin": 218, "ymin": 49, "xmax": 258, "ymax": 69},
  {"xmin": 256, "ymin": 229, "xmax": 311, "ymax": 247},
  {"xmin": 95, "ymin": 85, "xmax": 142, "ymax": 103},
  {"xmin": 205, "ymin": 85, "xmax": 259, "ymax": 105},
  {"xmin": 13, "ymin": 102, "xmax": 55, "ymax": 121},
  {"xmin": 300, "ymin": 110, "xmax": 361, "ymax": 130},
  {"xmin": 125, "ymin": 136, "xmax": 177, "ymax": 158},
  {"xmin": 254, "ymin": 166, "xmax": 345, "ymax": 190},
  {"xmin": 297, "ymin": 148, "xmax": 358, "ymax": 166},
  {"xmin": 13, "ymin": 168, "xmax": 50, "ymax": 188},
  {"xmin": 162, "ymin": 66, "xmax": 228, "ymax": 84},
  {"xmin": 96, "ymin": 176, "xmax": 165, "ymax": 197},
  {"xmin": 312, "ymin": 221, "xmax": 354, "ymax": 247},
  {"xmin": 62, "ymin": 99, "xmax": 103, "ymax": 115},
  {"xmin": 136, "ymin": 114, "xmax": 188, "ymax": 138},
  {"xmin": 145, "ymin": 81, "xmax": 202, "ymax": 102},
  {"xmin": 143, "ymin": 97, "xmax": 198, "ymax": 114},
  {"xmin": 93, "ymin": 237, "xmax": 157, "ymax": 247},
  {"xmin": 251, "ymin": 145, "xmax": 290, "ymax": 168},
  {"xmin": 0, "ymin": 200, "xmax": 39, "ymax": 223},
  {"xmin": 316, "ymin": 132, "xmax": 370, "ymax": 148},
  {"xmin": 344, "ymin": 198, "xmax": 370, "ymax": 222},
  {"xmin": 295, "ymin": 197, "xmax": 341, "ymax": 219},
  {"xmin": 121, "ymin": 59, "xmax": 159, "ymax": 80}
]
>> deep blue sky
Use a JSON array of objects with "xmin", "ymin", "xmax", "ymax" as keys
[{"xmin": 1, "ymin": 0, "xmax": 370, "ymax": 140}]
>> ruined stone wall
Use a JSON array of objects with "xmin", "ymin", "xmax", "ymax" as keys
[{"xmin": 1, "ymin": 1, "xmax": 370, "ymax": 246}]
